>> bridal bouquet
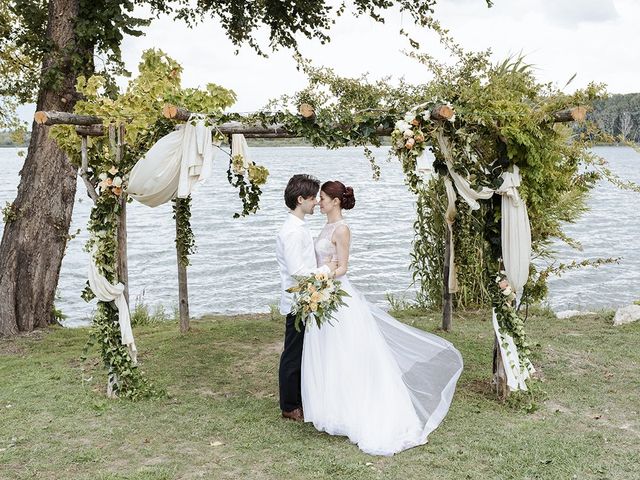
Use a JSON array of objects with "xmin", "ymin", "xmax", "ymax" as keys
[{"xmin": 286, "ymin": 272, "xmax": 350, "ymax": 332}]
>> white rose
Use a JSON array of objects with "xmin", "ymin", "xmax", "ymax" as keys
[
  {"xmin": 395, "ymin": 120, "xmax": 410, "ymax": 131},
  {"xmin": 404, "ymin": 111, "xmax": 415, "ymax": 122},
  {"xmin": 113, "ymin": 176, "xmax": 122, "ymax": 187},
  {"xmin": 502, "ymin": 287, "xmax": 512, "ymax": 296},
  {"xmin": 98, "ymin": 173, "xmax": 107, "ymax": 181},
  {"xmin": 421, "ymin": 110, "xmax": 431, "ymax": 120},
  {"xmin": 403, "ymin": 129, "xmax": 414, "ymax": 138}
]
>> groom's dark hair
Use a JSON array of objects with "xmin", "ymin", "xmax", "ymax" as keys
[{"xmin": 284, "ymin": 174, "xmax": 320, "ymax": 210}]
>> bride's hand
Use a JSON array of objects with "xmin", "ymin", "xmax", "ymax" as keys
[{"xmin": 327, "ymin": 260, "xmax": 338, "ymax": 273}]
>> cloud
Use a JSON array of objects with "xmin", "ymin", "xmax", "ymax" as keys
[{"xmin": 541, "ymin": 0, "xmax": 619, "ymax": 27}]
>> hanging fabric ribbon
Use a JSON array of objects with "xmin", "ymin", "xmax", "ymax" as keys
[
  {"xmin": 230, "ymin": 133, "xmax": 251, "ymax": 174},
  {"xmin": 495, "ymin": 166, "xmax": 531, "ymax": 294},
  {"xmin": 492, "ymin": 309, "xmax": 535, "ymax": 391},
  {"xmin": 436, "ymin": 129, "xmax": 495, "ymax": 292},
  {"xmin": 128, "ymin": 114, "xmax": 216, "ymax": 207},
  {"xmin": 443, "ymin": 177, "xmax": 459, "ymax": 293},
  {"xmin": 88, "ymin": 256, "xmax": 137, "ymax": 364}
]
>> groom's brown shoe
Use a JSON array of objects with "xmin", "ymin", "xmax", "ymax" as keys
[{"xmin": 282, "ymin": 407, "xmax": 304, "ymax": 422}]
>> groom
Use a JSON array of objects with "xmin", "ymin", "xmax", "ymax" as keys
[{"xmin": 276, "ymin": 174, "xmax": 336, "ymax": 421}]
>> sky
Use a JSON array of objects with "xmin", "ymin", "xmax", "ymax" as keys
[{"xmin": 16, "ymin": 0, "xmax": 640, "ymax": 121}]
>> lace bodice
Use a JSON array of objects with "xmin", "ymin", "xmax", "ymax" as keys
[{"xmin": 314, "ymin": 219, "xmax": 349, "ymax": 266}]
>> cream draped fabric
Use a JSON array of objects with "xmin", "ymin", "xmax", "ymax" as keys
[
  {"xmin": 495, "ymin": 165, "xmax": 531, "ymax": 294},
  {"xmin": 415, "ymin": 149, "xmax": 435, "ymax": 177},
  {"xmin": 128, "ymin": 115, "xmax": 215, "ymax": 207},
  {"xmin": 88, "ymin": 256, "xmax": 137, "ymax": 364},
  {"xmin": 434, "ymin": 131, "xmax": 531, "ymax": 296},
  {"xmin": 443, "ymin": 177, "xmax": 459, "ymax": 293},
  {"xmin": 231, "ymin": 133, "xmax": 251, "ymax": 173},
  {"xmin": 492, "ymin": 309, "xmax": 535, "ymax": 391}
]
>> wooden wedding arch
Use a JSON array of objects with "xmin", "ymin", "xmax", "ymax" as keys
[{"xmin": 34, "ymin": 103, "xmax": 586, "ymax": 397}]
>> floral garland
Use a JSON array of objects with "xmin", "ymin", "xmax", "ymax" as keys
[
  {"xmin": 492, "ymin": 270, "xmax": 531, "ymax": 372},
  {"xmin": 79, "ymin": 147, "xmax": 152, "ymax": 399},
  {"xmin": 391, "ymin": 102, "xmax": 455, "ymax": 191},
  {"xmin": 227, "ymin": 153, "xmax": 269, "ymax": 218}
]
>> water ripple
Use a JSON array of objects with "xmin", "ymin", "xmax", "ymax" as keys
[{"xmin": 1, "ymin": 145, "xmax": 638, "ymax": 326}]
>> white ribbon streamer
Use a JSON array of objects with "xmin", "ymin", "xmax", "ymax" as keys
[
  {"xmin": 88, "ymin": 257, "xmax": 137, "ymax": 364},
  {"xmin": 492, "ymin": 309, "xmax": 535, "ymax": 391},
  {"xmin": 495, "ymin": 166, "xmax": 531, "ymax": 294}
]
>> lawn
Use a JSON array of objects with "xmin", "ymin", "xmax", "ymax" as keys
[{"xmin": 1, "ymin": 307, "xmax": 638, "ymax": 480}]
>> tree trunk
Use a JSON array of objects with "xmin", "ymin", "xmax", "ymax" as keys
[{"xmin": 0, "ymin": 0, "xmax": 92, "ymax": 337}]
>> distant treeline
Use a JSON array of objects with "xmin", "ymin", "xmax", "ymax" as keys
[
  {"xmin": 0, "ymin": 130, "xmax": 30, "ymax": 147},
  {"xmin": 590, "ymin": 92, "xmax": 640, "ymax": 142}
]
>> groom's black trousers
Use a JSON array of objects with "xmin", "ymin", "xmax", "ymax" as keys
[{"xmin": 279, "ymin": 313, "xmax": 304, "ymax": 412}]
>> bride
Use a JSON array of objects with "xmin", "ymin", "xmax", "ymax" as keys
[{"xmin": 301, "ymin": 180, "xmax": 464, "ymax": 456}]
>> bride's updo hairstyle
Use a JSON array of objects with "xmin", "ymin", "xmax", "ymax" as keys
[{"xmin": 321, "ymin": 181, "xmax": 356, "ymax": 210}]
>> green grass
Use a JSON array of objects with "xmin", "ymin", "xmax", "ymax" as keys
[{"xmin": 1, "ymin": 308, "xmax": 638, "ymax": 480}]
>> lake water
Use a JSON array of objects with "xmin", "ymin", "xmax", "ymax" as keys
[{"xmin": 1, "ymin": 145, "xmax": 638, "ymax": 326}]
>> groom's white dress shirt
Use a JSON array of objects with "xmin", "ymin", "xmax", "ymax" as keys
[{"xmin": 276, "ymin": 213, "xmax": 330, "ymax": 315}]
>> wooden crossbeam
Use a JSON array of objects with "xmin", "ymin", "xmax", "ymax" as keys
[
  {"xmin": 35, "ymin": 104, "xmax": 583, "ymax": 141},
  {"xmin": 34, "ymin": 103, "xmax": 457, "ymax": 139},
  {"xmin": 34, "ymin": 111, "xmax": 102, "ymax": 126},
  {"xmin": 553, "ymin": 106, "xmax": 587, "ymax": 123}
]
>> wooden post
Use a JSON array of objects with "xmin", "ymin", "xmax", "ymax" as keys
[
  {"xmin": 492, "ymin": 335, "xmax": 509, "ymax": 400},
  {"xmin": 114, "ymin": 124, "xmax": 129, "ymax": 306},
  {"xmin": 116, "ymin": 199, "xmax": 129, "ymax": 306},
  {"xmin": 175, "ymin": 198, "xmax": 190, "ymax": 333},
  {"xmin": 442, "ymin": 225, "xmax": 453, "ymax": 332}
]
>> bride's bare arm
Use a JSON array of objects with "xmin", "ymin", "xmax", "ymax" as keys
[{"xmin": 331, "ymin": 225, "xmax": 351, "ymax": 278}]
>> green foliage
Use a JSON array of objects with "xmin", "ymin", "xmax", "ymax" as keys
[
  {"xmin": 85, "ymin": 303, "xmax": 158, "ymax": 400},
  {"xmin": 173, "ymin": 196, "xmax": 195, "ymax": 267},
  {"xmin": 131, "ymin": 297, "xmax": 172, "ymax": 326},
  {"xmin": 1, "ymin": 201, "xmax": 18, "ymax": 223}
]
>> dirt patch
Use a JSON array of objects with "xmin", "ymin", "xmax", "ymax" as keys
[
  {"xmin": 465, "ymin": 379, "xmax": 495, "ymax": 398},
  {"xmin": 0, "ymin": 341, "xmax": 27, "ymax": 356},
  {"xmin": 0, "ymin": 329, "xmax": 47, "ymax": 356}
]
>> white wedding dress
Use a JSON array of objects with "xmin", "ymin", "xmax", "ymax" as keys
[{"xmin": 301, "ymin": 220, "xmax": 464, "ymax": 456}]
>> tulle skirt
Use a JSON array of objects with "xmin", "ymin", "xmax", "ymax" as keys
[{"xmin": 301, "ymin": 276, "xmax": 464, "ymax": 456}]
